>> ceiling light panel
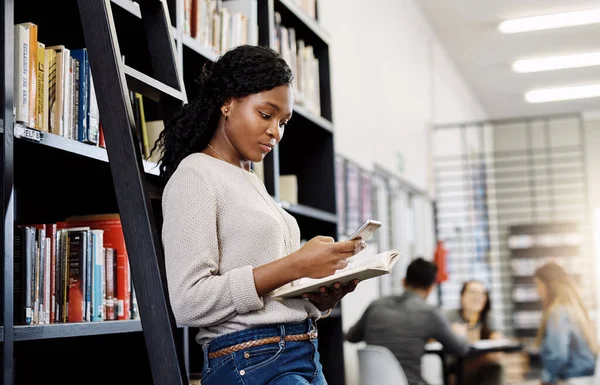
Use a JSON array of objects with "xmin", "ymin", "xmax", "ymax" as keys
[
  {"xmin": 525, "ymin": 84, "xmax": 600, "ymax": 103},
  {"xmin": 513, "ymin": 52, "xmax": 600, "ymax": 73},
  {"xmin": 499, "ymin": 9, "xmax": 600, "ymax": 33}
]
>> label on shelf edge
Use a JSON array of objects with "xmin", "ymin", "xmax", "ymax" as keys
[{"xmin": 14, "ymin": 124, "xmax": 42, "ymax": 143}]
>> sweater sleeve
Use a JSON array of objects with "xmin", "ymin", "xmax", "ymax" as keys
[{"xmin": 162, "ymin": 166, "xmax": 264, "ymax": 327}]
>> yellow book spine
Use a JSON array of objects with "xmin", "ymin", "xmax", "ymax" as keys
[
  {"xmin": 36, "ymin": 42, "xmax": 46, "ymax": 131},
  {"xmin": 45, "ymin": 49, "xmax": 57, "ymax": 134},
  {"xmin": 135, "ymin": 93, "xmax": 150, "ymax": 159}
]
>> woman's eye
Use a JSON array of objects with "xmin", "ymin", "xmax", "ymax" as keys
[
  {"xmin": 279, "ymin": 121, "xmax": 287, "ymax": 128},
  {"xmin": 260, "ymin": 112, "xmax": 270, "ymax": 119}
]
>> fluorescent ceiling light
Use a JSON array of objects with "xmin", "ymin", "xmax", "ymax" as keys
[
  {"xmin": 499, "ymin": 8, "xmax": 600, "ymax": 33},
  {"xmin": 513, "ymin": 52, "xmax": 600, "ymax": 73},
  {"xmin": 525, "ymin": 84, "xmax": 600, "ymax": 103}
]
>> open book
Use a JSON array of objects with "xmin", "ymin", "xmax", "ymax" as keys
[{"xmin": 271, "ymin": 249, "xmax": 401, "ymax": 299}]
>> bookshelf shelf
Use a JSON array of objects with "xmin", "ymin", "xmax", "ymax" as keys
[
  {"xmin": 180, "ymin": 34, "xmax": 219, "ymax": 62},
  {"xmin": 14, "ymin": 320, "xmax": 143, "ymax": 341},
  {"xmin": 15, "ymin": 125, "xmax": 160, "ymax": 176},
  {"xmin": 293, "ymin": 104, "xmax": 334, "ymax": 133},
  {"xmin": 275, "ymin": 0, "xmax": 330, "ymax": 46},
  {"xmin": 280, "ymin": 202, "xmax": 338, "ymax": 224},
  {"xmin": 124, "ymin": 65, "xmax": 186, "ymax": 103},
  {"xmin": 509, "ymin": 245, "xmax": 579, "ymax": 258}
]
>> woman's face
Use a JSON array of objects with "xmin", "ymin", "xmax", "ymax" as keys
[
  {"xmin": 461, "ymin": 282, "xmax": 487, "ymax": 315},
  {"xmin": 535, "ymin": 277, "xmax": 547, "ymax": 305},
  {"xmin": 224, "ymin": 84, "xmax": 293, "ymax": 163}
]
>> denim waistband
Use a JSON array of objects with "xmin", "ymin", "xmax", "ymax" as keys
[{"xmin": 204, "ymin": 318, "xmax": 317, "ymax": 354}]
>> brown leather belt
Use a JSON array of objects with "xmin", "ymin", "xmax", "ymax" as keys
[{"xmin": 208, "ymin": 329, "xmax": 318, "ymax": 359}]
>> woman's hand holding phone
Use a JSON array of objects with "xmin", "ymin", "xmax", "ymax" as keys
[{"xmin": 291, "ymin": 236, "xmax": 366, "ymax": 279}]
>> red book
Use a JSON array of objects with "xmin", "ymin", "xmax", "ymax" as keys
[
  {"xmin": 64, "ymin": 214, "xmax": 130, "ymax": 320},
  {"xmin": 99, "ymin": 122, "xmax": 105, "ymax": 148}
]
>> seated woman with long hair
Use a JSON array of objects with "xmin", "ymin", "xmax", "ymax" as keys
[
  {"xmin": 446, "ymin": 280, "xmax": 504, "ymax": 385},
  {"xmin": 534, "ymin": 262, "xmax": 597, "ymax": 385}
]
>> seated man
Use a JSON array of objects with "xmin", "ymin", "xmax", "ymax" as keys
[{"xmin": 346, "ymin": 258, "xmax": 469, "ymax": 385}]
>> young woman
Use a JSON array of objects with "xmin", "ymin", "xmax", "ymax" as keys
[
  {"xmin": 157, "ymin": 45, "xmax": 365, "ymax": 385},
  {"xmin": 535, "ymin": 263, "xmax": 597, "ymax": 385},
  {"xmin": 447, "ymin": 280, "xmax": 502, "ymax": 342},
  {"xmin": 446, "ymin": 280, "xmax": 504, "ymax": 385}
]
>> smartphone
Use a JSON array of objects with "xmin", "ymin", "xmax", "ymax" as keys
[{"xmin": 345, "ymin": 219, "xmax": 382, "ymax": 242}]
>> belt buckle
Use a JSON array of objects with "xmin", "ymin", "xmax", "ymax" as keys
[{"xmin": 308, "ymin": 328, "xmax": 318, "ymax": 341}]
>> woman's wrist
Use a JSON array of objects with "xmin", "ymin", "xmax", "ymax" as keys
[{"xmin": 286, "ymin": 251, "xmax": 306, "ymax": 281}]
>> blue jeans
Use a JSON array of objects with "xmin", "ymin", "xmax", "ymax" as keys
[{"xmin": 201, "ymin": 318, "xmax": 327, "ymax": 385}]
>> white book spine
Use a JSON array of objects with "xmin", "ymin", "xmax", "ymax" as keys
[
  {"xmin": 14, "ymin": 24, "xmax": 30, "ymax": 124},
  {"xmin": 44, "ymin": 237, "xmax": 51, "ymax": 325},
  {"xmin": 62, "ymin": 52, "xmax": 72, "ymax": 139}
]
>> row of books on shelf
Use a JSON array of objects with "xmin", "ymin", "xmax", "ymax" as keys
[
  {"xmin": 508, "ymin": 232, "xmax": 581, "ymax": 249},
  {"xmin": 183, "ymin": 0, "xmax": 256, "ymax": 56},
  {"xmin": 14, "ymin": 22, "xmax": 166, "ymax": 162},
  {"xmin": 129, "ymin": 90, "xmax": 164, "ymax": 162},
  {"xmin": 274, "ymin": 11, "xmax": 321, "ymax": 117},
  {"xmin": 13, "ymin": 214, "xmax": 138, "ymax": 325},
  {"xmin": 14, "ymin": 22, "xmax": 100, "ymax": 144}
]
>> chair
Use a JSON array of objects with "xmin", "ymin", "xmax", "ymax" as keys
[{"xmin": 358, "ymin": 345, "xmax": 409, "ymax": 385}]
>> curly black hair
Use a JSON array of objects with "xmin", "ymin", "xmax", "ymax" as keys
[{"xmin": 152, "ymin": 45, "xmax": 293, "ymax": 181}]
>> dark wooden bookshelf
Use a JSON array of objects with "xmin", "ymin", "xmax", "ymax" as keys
[
  {"xmin": 14, "ymin": 320, "xmax": 143, "ymax": 341},
  {"xmin": 3, "ymin": 0, "xmax": 344, "ymax": 384}
]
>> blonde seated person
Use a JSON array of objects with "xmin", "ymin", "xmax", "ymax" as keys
[
  {"xmin": 445, "ymin": 280, "xmax": 504, "ymax": 385},
  {"xmin": 534, "ymin": 263, "xmax": 597, "ymax": 385}
]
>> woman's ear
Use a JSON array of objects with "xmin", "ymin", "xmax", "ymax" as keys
[{"xmin": 221, "ymin": 98, "xmax": 232, "ymax": 119}]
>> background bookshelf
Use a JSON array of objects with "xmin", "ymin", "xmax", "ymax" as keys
[
  {"xmin": 508, "ymin": 222, "xmax": 594, "ymax": 379},
  {"xmin": 432, "ymin": 115, "xmax": 594, "ymax": 339},
  {"xmin": 2, "ymin": 0, "xmax": 343, "ymax": 384}
]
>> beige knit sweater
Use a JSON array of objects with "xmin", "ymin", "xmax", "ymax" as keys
[{"xmin": 162, "ymin": 153, "xmax": 321, "ymax": 344}]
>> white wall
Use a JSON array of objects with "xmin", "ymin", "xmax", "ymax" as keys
[
  {"xmin": 318, "ymin": 1, "xmax": 487, "ymax": 384},
  {"xmin": 320, "ymin": 0, "xmax": 486, "ymax": 195}
]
